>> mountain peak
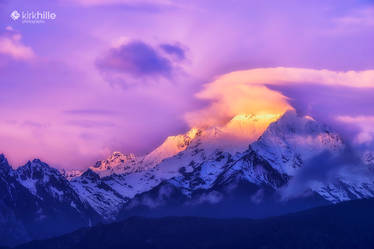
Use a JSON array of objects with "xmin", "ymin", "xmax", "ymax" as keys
[
  {"xmin": 186, "ymin": 128, "xmax": 201, "ymax": 138},
  {"xmin": 81, "ymin": 168, "xmax": 100, "ymax": 181},
  {"xmin": 106, "ymin": 152, "xmax": 136, "ymax": 165},
  {"xmin": 230, "ymin": 113, "xmax": 281, "ymax": 122},
  {"xmin": 0, "ymin": 153, "xmax": 8, "ymax": 165},
  {"xmin": 140, "ymin": 128, "xmax": 201, "ymax": 169},
  {"xmin": 17, "ymin": 159, "xmax": 61, "ymax": 179},
  {"xmin": 109, "ymin": 151, "xmax": 135, "ymax": 160},
  {"xmin": 252, "ymin": 110, "xmax": 344, "ymax": 175},
  {"xmin": 90, "ymin": 151, "xmax": 138, "ymax": 177},
  {"xmin": 31, "ymin": 158, "xmax": 46, "ymax": 165},
  {"xmin": 268, "ymin": 110, "xmax": 335, "ymax": 136},
  {"xmin": 165, "ymin": 128, "xmax": 201, "ymax": 149},
  {"xmin": 0, "ymin": 153, "xmax": 11, "ymax": 174},
  {"xmin": 24, "ymin": 158, "xmax": 51, "ymax": 169},
  {"xmin": 218, "ymin": 112, "xmax": 282, "ymax": 146},
  {"xmin": 60, "ymin": 169, "xmax": 83, "ymax": 180}
]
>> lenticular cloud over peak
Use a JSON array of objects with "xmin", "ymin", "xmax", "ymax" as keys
[{"xmin": 185, "ymin": 67, "xmax": 374, "ymax": 149}]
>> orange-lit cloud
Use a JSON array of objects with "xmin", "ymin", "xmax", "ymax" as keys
[
  {"xmin": 185, "ymin": 82, "xmax": 292, "ymax": 128},
  {"xmin": 185, "ymin": 67, "xmax": 374, "ymax": 128},
  {"xmin": 222, "ymin": 113, "xmax": 281, "ymax": 142}
]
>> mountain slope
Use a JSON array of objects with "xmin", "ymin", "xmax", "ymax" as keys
[
  {"xmin": 79, "ymin": 129, "xmax": 200, "ymax": 179},
  {"xmin": 252, "ymin": 111, "xmax": 374, "ymax": 203},
  {"xmin": 252, "ymin": 111, "xmax": 344, "ymax": 176},
  {"xmin": 61, "ymin": 111, "xmax": 374, "ymax": 221},
  {"xmin": 70, "ymin": 169, "xmax": 128, "ymax": 220},
  {"xmin": 0, "ymin": 155, "xmax": 101, "ymax": 247},
  {"xmin": 68, "ymin": 115, "xmax": 272, "ymax": 220},
  {"xmin": 15, "ymin": 198, "xmax": 374, "ymax": 249},
  {"xmin": 0, "ymin": 154, "xmax": 35, "ymax": 246},
  {"xmin": 139, "ymin": 128, "xmax": 200, "ymax": 169},
  {"xmin": 116, "ymin": 111, "xmax": 374, "ymax": 218},
  {"xmin": 89, "ymin": 152, "xmax": 138, "ymax": 177}
]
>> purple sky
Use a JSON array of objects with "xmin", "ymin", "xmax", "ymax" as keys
[{"xmin": 0, "ymin": 0, "xmax": 374, "ymax": 169}]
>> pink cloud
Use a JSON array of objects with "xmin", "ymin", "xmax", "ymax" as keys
[
  {"xmin": 61, "ymin": 0, "xmax": 175, "ymax": 7},
  {"xmin": 0, "ymin": 27, "xmax": 35, "ymax": 61},
  {"xmin": 96, "ymin": 40, "xmax": 186, "ymax": 87},
  {"xmin": 337, "ymin": 116, "xmax": 374, "ymax": 145},
  {"xmin": 334, "ymin": 7, "xmax": 374, "ymax": 28}
]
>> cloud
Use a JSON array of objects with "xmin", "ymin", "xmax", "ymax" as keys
[
  {"xmin": 22, "ymin": 121, "xmax": 49, "ymax": 128},
  {"xmin": 337, "ymin": 116, "xmax": 374, "ymax": 145},
  {"xmin": 63, "ymin": 109, "xmax": 118, "ymax": 116},
  {"xmin": 0, "ymin": 27, "xmax": 35, "ymax": 61},
  {"xmin": 268, "ymin": 84, "xmax": 374, "ymax": 147},
  {"xmin": 66, "ymin": 120, "xmax": 116, "ymax": 128},
  {"xmin": 96, "ymin": 40, "xmax": 186, "ymax": 87},
  {"xmin": 126, "ymin": 184, "xmax": 175, "ymax": 209},
  {"xmin": 214, "ymin": 67, "xmax": 374, "ymax": 88},
  {"xmin": 0, "ymin": 118, "xmax": 113, "ymax": 169},
  {"xmin": 0, "ymin": 51, "xmax": 195, "ymax": 169},
  {"xmin": 62, "ymin": 0, "xmax": 175, "ymax": 7},
  {"xmin": 333, "ymin": 7, "xmax": 374, "ymax": 31},
  {"xmin": 194, "ymin": 191, "xmax": 223, "ymax": 205},
  {"xmin": 97, "ymin": 41, "xmax": 172, "ymax": 77},
  {"xmin": 185, "ymin": 67, "xmax": 374, "ymax": 129},
  {"xmin": 160, "ymin": 43, "xmax": 186, "ymax": 60},
  {"xmin": 185, "ymin": 84, "xmax": 291, "ymax": 128},
  {"xmin": 280, "ymin": 146, "xmax": 373, "ymax": 200}
]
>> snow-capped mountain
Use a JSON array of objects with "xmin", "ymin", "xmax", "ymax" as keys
[
  {"xmin": 62, "ymin": 111, "xmax": 374, "ymax": 220},
  {"xmin": 251, "ymin": 111, "xmax": 374, "ymax": 203},
  {"xmin": 69, "ymin": 128, "xmax": 200, "ymax": 180},
  {"xmin": 2, "ymin": 110, "xmax": 374, "ymax": 247},
  {"xmin": 0, "ymin": 154, "xmax": 33, "ymax": 246},
  {"xmin": 90, "ymin": 152, "xmax": 138, "ymax": 177},
  {"xmin": 70, "ymin": 169, "xmax": 127, "ymax": 220},
  {"xmin": 139, "ymin": 128, "xmax": 200, "ymax": 169},
  {"xmin": 0, "ymin": 156, "xmax": 100, "ymax": 247},
  {"xmin": 14, "ymin": 159, "xmax": 101, "ymax": 219},
  {"xmin": 252, "ymin": 111, "xmax": 344, "ymax": 176},
  {"xmin": 69, "ymin": 113, "xmax": 301, "ymax": 217},
  {"xmin": 67, "ymin": 113, "xmax": 275, "ymax": 180},
  {"xmin": 89, "ymin": 128, "xmax": 201, "ymax": 178},
  {"xmin": 116, "ymin": 111, "xmax": 374, "ymax": 217},
  {"xmin": 222, "ymin": 113, "xmax": 280, "ymax": 142},
  {"xmin": 66, "ymin": 113, "xmax": 276, "ymax": 218},
  {"xmin": 60, "ymin": 169, "xmax": 83, "ymax": 180}
]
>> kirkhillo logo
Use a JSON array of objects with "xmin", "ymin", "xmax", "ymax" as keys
[
  {"xmin": 10, "ymin": 10, "xmax": 56, "ymax": 24},
  {"xmin": 10, "ymin": 10, "xmax": 21, "ymax": 20}
]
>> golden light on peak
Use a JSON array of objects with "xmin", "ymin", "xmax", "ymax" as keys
[{"xmin": 221, "ymin": 112, "xmax": 283, "ymax": 143}]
